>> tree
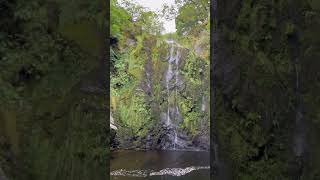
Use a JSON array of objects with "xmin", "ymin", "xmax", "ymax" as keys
[
  {"xmin": 161, "ymin": 0, "xmax": 209, "ymax": 35},
  {"xmin": 110, "ymin": 0, "xmax": 131, "ymax": 38}
]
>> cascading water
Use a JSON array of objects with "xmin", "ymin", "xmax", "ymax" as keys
[
  {"xmin": 201, "ymin": 96, "xmax": 206, "ymax": 112},
  {"xmin": 293, "ymin": 58, "xmax": 305, "ymax": 158},
  {"xmin": 173, "ymin": 132, "xmax": 177, "ymax": 150},
  {"xmin": 166, "ymin": 45, "xmax": 174, "ymax": 126},
  {"xmin": 165, "ymin": 41, "xmax": 181, "ymax": 150}
]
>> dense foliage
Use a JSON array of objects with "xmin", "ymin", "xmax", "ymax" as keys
[
  {"xmin": 215, "ymin": 0, "xmax": 320, "ymax": 179},
  {"xmin": 1, "ymin": 0, "xmax": 318, "ymax": 179},
  {"xmin": 110, "ymin": 0, "xmax": 210, "ymax": 149},
  {"xmin": 0, "ymin": 0, "xmax": 107, "ymax": 179}
]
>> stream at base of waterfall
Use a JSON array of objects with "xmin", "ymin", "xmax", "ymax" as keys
[{"xmin": 110, "ymin": 150, "xmax": 210, "ymax": 180}]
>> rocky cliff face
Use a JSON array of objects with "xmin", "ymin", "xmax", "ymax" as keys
[
  {"xmin": 146, "ymin": 41, "xmax": 208, "ymax": 151},
  {"xmin": 111, "ymin": 37, "xmax": 210, "ymax": 151}
]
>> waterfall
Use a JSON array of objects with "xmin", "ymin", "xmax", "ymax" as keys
[
  {"xmin": 174, "ymin": 50, "xmax": 181, "ymax": 150},
  {"xmin": 165, "ymin": 41, "xmax": 181, "ymax": 150},
  {"xmin": 293, "ymin": 58, "xmax": 305, "ymax": 157},
  {"xmin": 166, "ymin": 45, "xmax": 173, "ymax": 126},
  {"xmin": 174, "ymin": 131, "xmax": 178, "ymax": 150},
  {"xmin": 291, "ymin": 56, "xmax": 306, "ymax": 180},
  {"xmin": 201, "ymin": 96, "xmax": 206, "ymax": 112},
  {"xmin": 166, "ymin": 109, "xmax": 171, "ymax": 125}
]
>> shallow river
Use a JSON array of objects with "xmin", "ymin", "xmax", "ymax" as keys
[{"xmin": 110, "ymin": 150, "xmax": 210, "ymax": 180}]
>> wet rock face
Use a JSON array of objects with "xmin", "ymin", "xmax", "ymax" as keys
[
  {"xmin": 110, "ymin": 129, "xmax": 118, "ymax": 149},
  {"xmin": 192, "ymin": 134, "xmax": 210, "ymax": 151},
  {"xmin": 113, "ymin": 40, "xmax": 209, "ymax": 152},
  {"xmin": 140, "ymin": 125, "xmax": 204, "ymax": 151},
  {"xmin": 161, "ymin": 42, "xmax": 191, "ymax": 150},
  {"xmin": 143, "ymin": 41, "xmax": 209, "ymax": 151}
]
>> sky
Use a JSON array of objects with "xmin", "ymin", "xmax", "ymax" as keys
[{"xmin": 131, "ymin": 0, "xmax": 177, "ymax": 34}]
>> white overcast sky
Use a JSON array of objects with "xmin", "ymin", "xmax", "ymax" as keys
[{"xmin": 126, "ymin": 0, "xmax": 177, "ymax": 33}]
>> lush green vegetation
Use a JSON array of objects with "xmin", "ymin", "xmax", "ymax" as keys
[
  {"xmin": 111, "ymin": 0, "xmax": 319, "ymax": 179},
  {"xmin": 1, "ymin": 0, "xmax": 319, "ymax": 179},
  {"xmin": 215, "ymin": 0, "xmax": 320, "ymax": 179},
  {"xmin": 110, "ymin": 0, "xmax": 210, "ymax": 148},
  {"xmin": 0, "ymin": 0, "xmax": 107, "ymax": 179}
]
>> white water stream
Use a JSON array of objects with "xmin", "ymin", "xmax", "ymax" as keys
[{"xmin": 165, "ymin": 42, "xmax": 181, "ymax": 150}]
